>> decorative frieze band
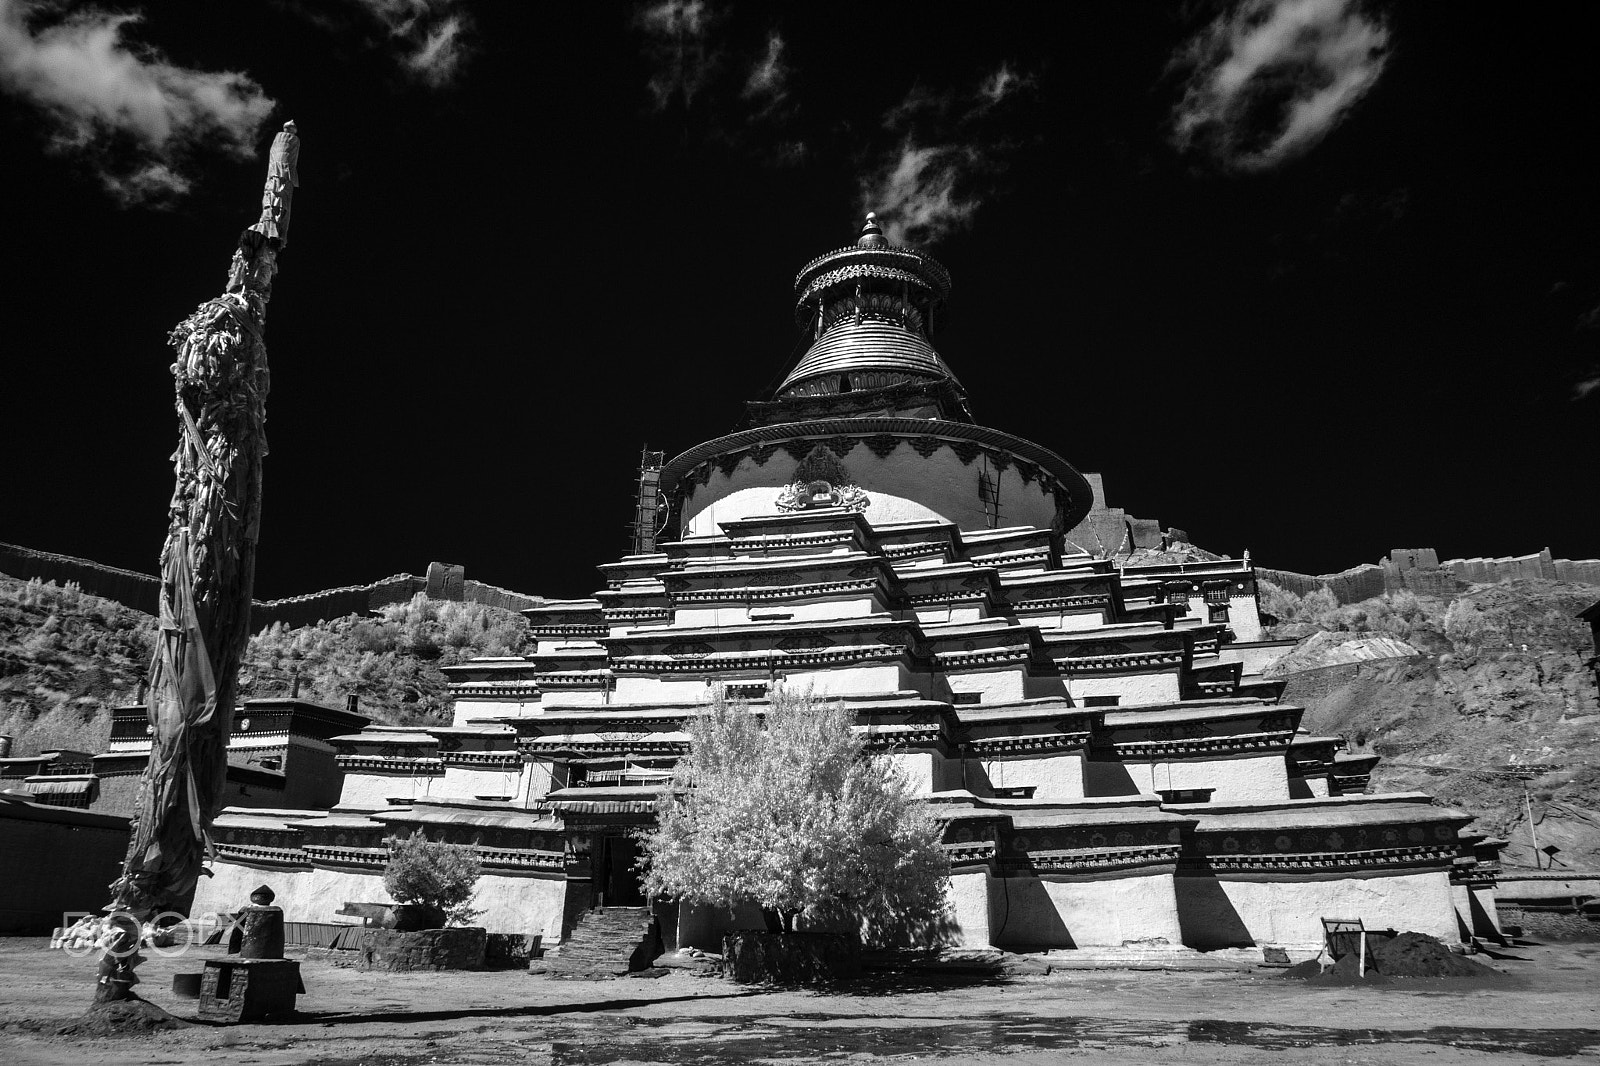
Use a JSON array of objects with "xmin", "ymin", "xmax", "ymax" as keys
[
  {"xmin": 610, "ymin": 643, "xmax": 907, "ymax": 674},
  {"xmin": 943, "ymin": 841, "xmax": 997, "ymax": 867},
  {"xmin": 1108, "ymin": 730, "xmax": 1296, "ymax": 758},
  {"xmin": 932, "ymin": 646, "xmax": 1033, "ymax": 670},
  {"xmin": 302, "ymin": 844, "xmax": 389, "ymax": 868},
  {"xmin": 528, "ymin": 624, "xmax": 608, "ymax": 639},
  {"xmin": 441, "ymin": 752, "xmax": 521, "ymax": 770},
  {"xmin": 669, "ymin": 577, "xmax": 881, "ymax": 603},
  {"xmin": 214, "ymin": 841, "xmax": 309, "ymax": 867},
  {"xmin": 1053, "ymin": 650, "xmax": 1185, "ymax": 673},
  {"xmin": 1185, "ymin": 843, "xmax": 1458, "ymax": 873},
  {"xmin": 519, "ymin": 739, "xmax": 688, "ymax": 756},
  {"xmin": 475, "ymin": 846, "xmax": 566, "ymax": 871},
  {"xmin": 1001, "ymin": 844, "xmax": 1183, "ymax": 874},
  {"xmin": 963, "ymin": 733, "xmax": 1091, "ymax": 756},
  {"xmin": 335, "ymin": 755, "xmax": 445, "ymax": 775}
]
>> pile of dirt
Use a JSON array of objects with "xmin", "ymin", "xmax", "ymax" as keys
[
  {"xmin": 1368, "ymin": 932, "xmax": 1499, "ymax": 977},
  {"xmin": 53, "ymin": 997, "xmax": 190, "ymax": 1036},
  {"xmin": 1280, "ymin": 932, "xmax": 1501, "ymax": 983}
]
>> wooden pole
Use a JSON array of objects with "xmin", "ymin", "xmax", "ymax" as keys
[
  {"xmin": 92, "ymin": 124, "xmax": 300, "ymax": 1007},
  {"xmin": 1525, "ymin": 789, "xmax": 1541, "ymax": 870}
]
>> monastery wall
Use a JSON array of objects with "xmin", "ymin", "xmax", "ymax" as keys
[
  {"xmin": 990, "ymin": 868, "xmax": 1183, "ymax": 949},
  {"xmin": 1174, "ymin": 868, "xmax": 1457, "ymax": 951},
  {"xmin": 973, "ymin": 752, "xmax": 1084, "ymax": 800},
  {"xmin": 1122, "ymin": 753, "xmax": 1291, "ymax": 805},
  {"xmin": 191, "ymin": 861, "xmax": 570, "ymax": 941},
  {"xmin": 338, "ymin": 770, "xmax": 440, "ymax": 809},
  {"xmin": 1452, "ymin": 882, "xmax": 1504, "ymax": 940},
  {"xmin": 0, "ymin": 801, "xmax": 130, "ymax": 935},
  {"xmin": 947, "ymin": 869, "xmax": 998, "ymax": 947},
  {"xmin": 1068, "ymin": 671, "xmax": 1181, "ymax": 705}
]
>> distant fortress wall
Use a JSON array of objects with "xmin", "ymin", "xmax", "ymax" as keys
[
  {"xmin": 0, "ymin": 542, "xmax": 161, "ymax": 615},
  {"xmin": 1256, "ymin": 564, "xmax": 1388, "ymax": 605},
  {"xmin": 1261, "ymin": 547, "xmax": 1600, "ymax": 605},
  {"xmin": 0, "ymin": 543, "xmax": 541, "ymax": 629}
]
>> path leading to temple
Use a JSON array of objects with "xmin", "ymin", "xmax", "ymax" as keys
[{"xmin": 0, "ymin": 937, "xmax": 1597, "ymax": 1065}]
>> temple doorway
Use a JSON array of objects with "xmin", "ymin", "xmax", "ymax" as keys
[{"xmin": 594, "ymin": 833, "xmax": 646, "ymax": 907}]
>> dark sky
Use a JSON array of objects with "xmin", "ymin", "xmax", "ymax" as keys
[{"xmin": 2, "ymin": 1, "xmax": 1596, "ymax": 602}]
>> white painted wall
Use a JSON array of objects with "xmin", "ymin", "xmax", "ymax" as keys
[
  {"xmin": 439, "ymin": 765, "xmax": 530, "ymax": 802},
  {"xmin": 914, "ymin": 605, "xmax": 987, "ymax": 625},
  {"xmin": 1123, "ymin": 753, "xmax": 1290, "ymax": 804},
  {"xmin": 451, "ymin": 699, "xmax": 541, "ymax": 725},
  {"xmin": 682, "ymin": 446, "xmax": 1059, "ymax": 538},
  {"xmin": 975, "ymin": 751, "xmax": 1085, "ymax": 800},
  {"xmin": 991, "ymin": 870, "xmax": 1183, "ymax": 949},
  {"xmin": 947, "ymin": 869, "xmax": 996, "ymax": 947},
  {"xmin": 337, "ymin": 771, "xmax": 439, "ymax": 810},
  {"xmin": 946, "ymin": 666, "xmax": 1026, "ymax": 703},
  {"xmin": 675, "ymin": 594, "xmax": 881, "ymax": 628},
  {"xmin": 1175, "ymin": 868, "xmax": 1459, "ymax": 950},
  {"xmin": 1069, "ymin": 671, "xmax": 1180, "ymax": 705},
  {"xmin": 191, "ymin": 859, "xmax": 570, "ymax": 940}
]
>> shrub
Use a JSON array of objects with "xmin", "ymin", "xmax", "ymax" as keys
[
  {"xmin": 639, "ymin": 685, "xmax": 950, "ymax": 949},
  {"xmin": 383, "ymin": 830, "xmax": 484, "ymax": 927}
]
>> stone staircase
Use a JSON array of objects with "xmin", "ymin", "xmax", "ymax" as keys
[{"xmin": 539, "ymin": 907, "xmax": 660, "ymax": 980}]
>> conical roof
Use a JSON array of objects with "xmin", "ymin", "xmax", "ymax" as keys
[{"xmin": 778, "ymin": 215, "xmax": 959, "ymax": 399}]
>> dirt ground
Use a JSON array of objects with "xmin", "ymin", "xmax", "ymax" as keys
[{"xmin": 1, "ymin": 937, "xmax": 1597, "ymax": 1066}]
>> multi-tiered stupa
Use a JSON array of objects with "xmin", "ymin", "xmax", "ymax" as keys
[{"xmin": 195, "ymin": 217, "xmax": 1499, "ymax": 960}]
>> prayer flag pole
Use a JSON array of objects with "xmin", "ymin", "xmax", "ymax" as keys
[{"xmin": 92, "ymin": 123, "xmax": 301, "ymax": 1007}]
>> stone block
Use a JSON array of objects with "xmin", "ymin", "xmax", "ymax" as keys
[
  {"xmin": 721, "ymin": 931, "xmax": 860, "ymax": 984},
  {"xmin": 198, "ymin": 958, "xmax": 300, "ymax": 1022},
  {"xmin": 357, "ymin": 927, "xmax": 486, "ymax": 971}
]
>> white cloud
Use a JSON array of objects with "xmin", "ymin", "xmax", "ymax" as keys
[
  {"xmin": 743, "ymin": 29, "xmax": 786, "ymax": 104},
  {"xmin": 1171, "ymin": 0, "xmax": 1389, "ymax": 170},
  {"xmin": 858, "ymin": 141, "xmax": 980, "ymax": 246},
  {"xmin": 347, "ymin": 0, "xmax": 470, "ymax": 85},
  {"xmin": 634, "ymin": 0, "xmax": 717, "ymax": 111},
  {"xmin": 0, "ymin": 0, "xmax": 275, "ymax": 203},
  {"xmin": 861, "ymin": 65, "xmax": 1034, "ymax": 244},
  {"xmin": 103, "ymin": 160, "xmax": 190, "ymax": 205},
  {"xmin": 976, "ymin": 63, "xmax": 1032, "ymax": 108}
]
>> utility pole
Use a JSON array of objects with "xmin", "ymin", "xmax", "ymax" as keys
[
  {"xmin": 1525, "ymin": 789, "xmax": 1541, "ymax": 870},
  {"xmin": 92, "ymin": 123, "xmax": 301, "ymax": 1008}
]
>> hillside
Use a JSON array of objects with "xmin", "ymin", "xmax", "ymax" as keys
[
  {"xmin": 1261, "ymin": 579, "xmax": 1600, "ymax": 870},
  {"xmin": 0, "ymin": 572, "xmax": 531, "ymax": 755},
  {"xmin": 4, "ymin": 567, "xmax": 1597, "ymax": 872}
]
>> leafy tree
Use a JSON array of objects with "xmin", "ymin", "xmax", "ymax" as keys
[
  {"xmin": 639, "ymin": 685, "xmax": 949, "ymax": 944},
  {"xmin": 383, "ymin": 830, "xmax": 484, "ymax": 927}
]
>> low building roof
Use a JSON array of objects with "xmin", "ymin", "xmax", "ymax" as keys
[{"xmin": 1176, "ymin": 794, "xmax": 1471, "ymax": 832}]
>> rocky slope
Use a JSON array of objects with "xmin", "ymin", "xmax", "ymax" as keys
[
  {"xmin": 1260, "ymin": 579, "xmax": 1600, "ymax": 870},
  {"xmin": 0, "ymin": 572, "xmax": 531, "ymax": 755}
]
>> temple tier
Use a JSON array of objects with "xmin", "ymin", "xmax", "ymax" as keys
[{"xmin": 188, "ymin": 217, "xmax": 1503, "ymax": 960}]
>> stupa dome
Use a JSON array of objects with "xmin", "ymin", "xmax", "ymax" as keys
[{"xmin": 779, "ymin": 214, "xmax": 959, "ymax": 401}]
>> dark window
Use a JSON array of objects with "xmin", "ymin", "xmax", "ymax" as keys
[
  {"xmin": 1083, "ymin": 695, "xmax": 1121, "ymax": 707},
  {"xmin": 1208, "ymin": 604, "xmax": 1230, "ymax": 623},
  {"xmin": 951, "ymin": 692, "xmax": 982, "ymax": 705},
  {"xmin": 1157, "ymin": 787, "xmax": 1214, "ymax": 804}
]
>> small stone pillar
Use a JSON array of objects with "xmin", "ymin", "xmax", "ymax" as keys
[
  {"xmin": 199, "ymin": 884, "xmax": 302, "ymax": 1023},
  {"xmin": 236, "ymin": 884, "xmax": 286, "ymax": 959}
]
